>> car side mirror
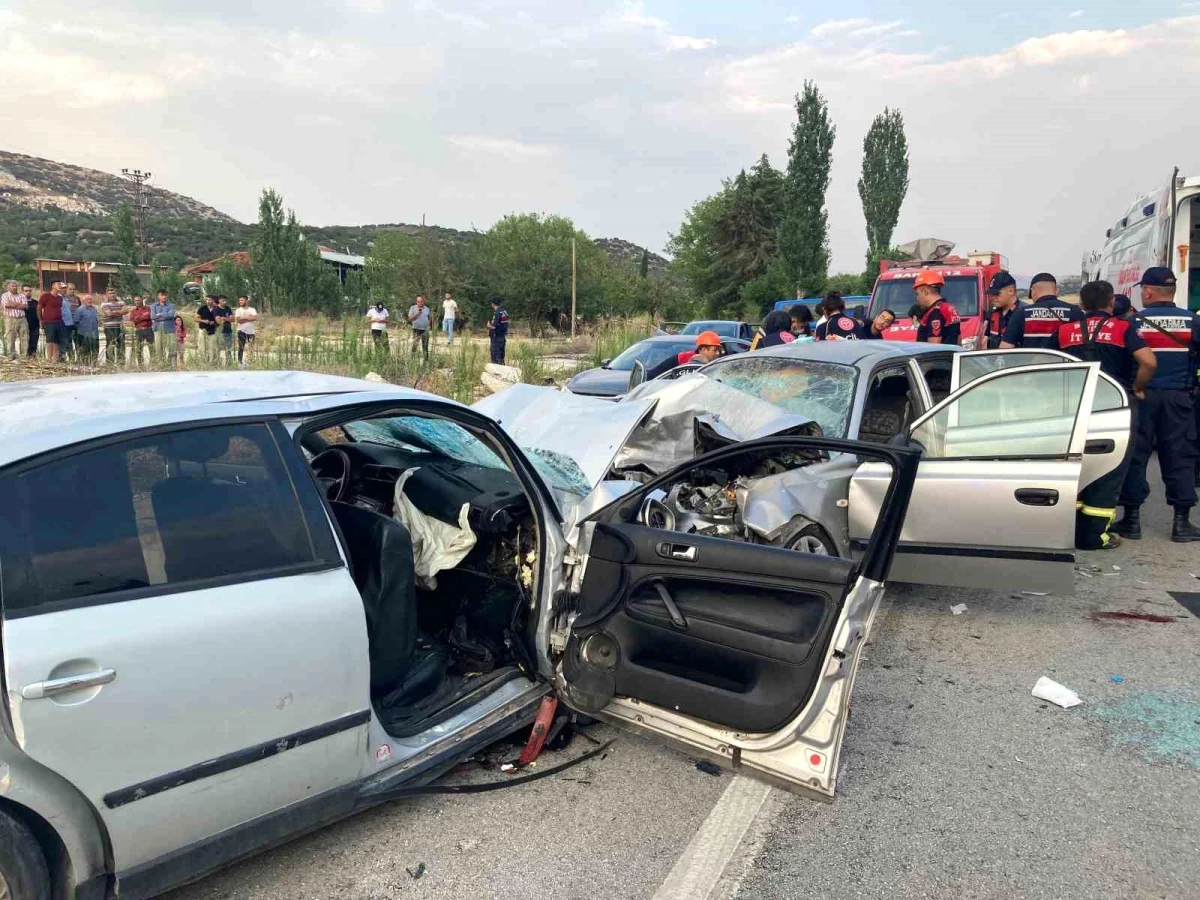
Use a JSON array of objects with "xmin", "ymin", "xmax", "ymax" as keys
[
  {"xmin": 629, "ymin": 360, "xmax": 647, "ymax": 389},
  {"xmin": 600, "ymin": 358, "xmax": 611, "ymax": 368}
]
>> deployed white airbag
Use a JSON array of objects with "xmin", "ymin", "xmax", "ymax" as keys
[{"xmin": 392, "ymin": 467, "xmax": 477, "ymax": 589}]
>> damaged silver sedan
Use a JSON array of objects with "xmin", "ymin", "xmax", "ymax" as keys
[{"xmin": 478, "ymin": 342, "xmax": 1133, "ymax": 595}]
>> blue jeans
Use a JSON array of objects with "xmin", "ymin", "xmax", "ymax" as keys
[{"xmin": 443, "ymin": 318, "xmax": 455, "ymax": 344}]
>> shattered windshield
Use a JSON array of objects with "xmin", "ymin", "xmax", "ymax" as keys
[
  {"xmin": 344, "ymin": 416, "xmax": 591, "ymax": 499},
  {"xmin": 704, "ymin": 358, "xmax": 857, "ymax": 438}
]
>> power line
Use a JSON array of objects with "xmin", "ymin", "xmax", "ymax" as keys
[{"xmin": 121, "ymin": 168, "xmax": 153, "ymax": 265}]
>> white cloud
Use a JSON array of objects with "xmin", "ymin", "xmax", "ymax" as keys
[
  {"xmin": 664, "ymin": 34, "xmax": 716, "ymax": 50},
  {"xmin": 786, "ymin": 15, "xmax": 801, "ymax": 24},
  {"xmin": 617, "ymin": 2, "xmax": 715, "ymax": 51},
  {"xmin": 446, "ymin": 135, "xmax": 558, "ymax": 160},
  {"xmin": 1068, "ymin": 9, "xmax": 1085, "ymax": 17},
  {"xmin": 809, "ymin": 17, "xmax": 873, "ymax": 38}
]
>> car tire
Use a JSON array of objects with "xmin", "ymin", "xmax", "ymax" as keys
[
  {"xmin": 0, "ymin": 811, "xmax": 51, "ymax": 900},
  {"xmin": 779, "ymin": 520, "xmax": 836, "ymax": 556}
]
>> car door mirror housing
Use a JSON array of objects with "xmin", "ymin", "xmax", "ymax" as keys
[{"xmin": 600, "ymin": 358, "xmax": 611, "ymax": 368}]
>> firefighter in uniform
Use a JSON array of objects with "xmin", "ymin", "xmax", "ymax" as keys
[
  {"xmin": 982, "ymin": 271, "xmax": 1022, "ymax": 349},
  {"xmin": 814, "ymin": 293, "xmax": 865, "ymax": 340},
  {"xmin": 1057, "ymin": 280, "xmax": 1157, "ymax": 550},
  {"xmin": 487, "ymin": 295, "xmax": 509, "ymax": 364},
  {"xmin": 912, "ymin": 270, "xmax": 960, "ymax": 345},
  {"xmin": 1113, "ymin": 267, "xmax": 1200, "ymax": 542},
  {"xmin": 1001, "ymin": 272, "xmax": 1082, "ymax": 349}
]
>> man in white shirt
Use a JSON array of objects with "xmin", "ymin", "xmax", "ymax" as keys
[
  {"xmin": 441, "ymin": 292, "xmax": 458, "ymax": 346},
  {"xmin": 233, "ymin": 295, "xmax": 258, "ymax": 367},
  {"xmin": 366, "ymin": 302, "xmax": 390, "ymax": 348}
]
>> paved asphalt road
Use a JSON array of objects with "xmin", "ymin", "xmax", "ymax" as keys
[{"xmin": 166, "ymin": 485, "xmax": 1200, "ymax": 900}]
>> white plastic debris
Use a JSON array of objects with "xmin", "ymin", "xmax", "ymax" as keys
[
  {"xmin": 1031, "ymin": 676, "xmax": 1082, "ymax": 709},
  {"xmin": 364, "ymin": 371, "xmax": 386, "ymax": 383},
  {"xmin": 950, "ymin": 603, "xmax": 968, "ymax": 615},
  {"xmin": 1022, "ymin": 591, "xmax": 1049, "ymax": 596}
]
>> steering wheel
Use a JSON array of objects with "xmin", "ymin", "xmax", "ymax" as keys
[{"xmin": 310, "ymin": 448, "xmax": 352, "ymax": 503}]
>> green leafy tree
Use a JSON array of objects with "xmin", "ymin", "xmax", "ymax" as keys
[
  {"xmin": 475, "ymin": 214, "xmax": 606, "ymax": 335},
  {"xmin": 858, "ymin": 108, "xmax": 910, "ymax": 284},
  {"xmin": 205, "ymin": 257, "xmax": 251, "ymax": 302},
  {"xmin": 111, "ymin": 203, "xmax": 143, "ymax": 296},
  {"xmin": 638, "ymin": 248, "xmax": 649, "ymax": 279},
  {"xmin": 825, "ymin": 272, "xmax": 869, "ymax": 296},
  {"xmin": 667, "ymin": 184, "xmax": 736, "ymax": 317},
  {"xmin": 780, "ymin": 81, "xmax": 836, "ymax": 295},
  {"xmin": 248, "ymin": 188, "xmax": 342, "ymax": 315}
]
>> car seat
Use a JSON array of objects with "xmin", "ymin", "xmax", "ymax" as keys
[
  {"xmin": 330, "ymin": 502, "xmax": 446, "ymax": 705},
  {"xmin": 858, "ymin": 377, "xmax": 912, "ymax": 444}
]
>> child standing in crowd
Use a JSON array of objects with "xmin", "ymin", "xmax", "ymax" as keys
[{"xmin": 174, "ymin": 315, "xmax": 188, "ymax": 367}]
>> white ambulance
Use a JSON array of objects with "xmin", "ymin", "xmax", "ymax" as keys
[{"xmin": 1083, "ymin": 168, "xmax": 1200, "ymax": 311}]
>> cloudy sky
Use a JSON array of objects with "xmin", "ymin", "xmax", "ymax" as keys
[{"xmin": 3, "ymin": 0, "xmax": 1198, "ymax": 274}]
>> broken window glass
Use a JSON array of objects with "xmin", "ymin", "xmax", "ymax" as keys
[{"xmin": 706, "ymin": 358, "xmax": 858, "ymax": 438}]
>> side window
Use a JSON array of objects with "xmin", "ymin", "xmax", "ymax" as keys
[
  {"xmin": 911, "ymin": 367, "xmax": 1089, "ymax": 460},
  {"xmin": 956, "ymin": 351, "xmax": 1070, "ymax": 387},
  {"xmin": 919, "ymin": 359, "xmax": 953, "ymax": 404},
  {"xmin": 859, "ymin": 368, "xmax": 914, "ymax": 443},
  {"xmin": 1, "ymin": 423, "xmax": 329, "ymax": 616}
]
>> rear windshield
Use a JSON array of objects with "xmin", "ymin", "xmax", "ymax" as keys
[
  {"xmin": 681, "ymin": 321, "xmax": 740, "ymax": 337},
  {"xmin": 869, "ymin": 275, "xmax": 979, "ymax": 319}
]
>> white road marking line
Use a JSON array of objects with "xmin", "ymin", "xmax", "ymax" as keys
[{"xmin": 651, "ymin": 775, "xmax": 773, "ymax": 900}]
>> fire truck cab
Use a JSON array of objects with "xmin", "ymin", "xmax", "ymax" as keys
[{"xmin": 867, "ymin": 251, "xmax": 1009, "ymax": 349}]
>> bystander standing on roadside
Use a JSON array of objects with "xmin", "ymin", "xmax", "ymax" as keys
[
  {"xmin": 37, "ymin": 282, "xmax": 65, "ymax": 362},
  {"xmin": 366, "ymin": 301, "xmax": 390, "ymax": 348},
  {"xmin": 151, "ymin": 290, "xmax": 177, "ymax": 362},
  {"xmin": 788, "ymin": 305, "xmax": 815, "ymax": 340},
  {"xmin": 100, "ymin": 288, "xmax": 127, "ymax": 365},
  {"xmin": 174, "ymin": 316, "xmax": 188, "ymax": 367},
  {"xmin": 216, "ymin": 296, "xmax": 234, "ymax": 363},
  {"xmin": 196, "ymin": 295, "xmax": 218, "ymax": 361},
  {"xmin": 2, "ymin": 280, "xmax": 29, "ymax": 360},
  {"xmin": 23, "ymin": 282, "xmax": 38, "ymax": 357},
  {"xmin": 58, "ymin": 283, "xmax": 76, "ymax": 361},
  {"xmin": 441, "ymin": 292, "xmax": 458, "ymax": 346},
  {"xmin": 408, "ymin": 294, "xmax": 431, "ymax": 360},
  {"xmin": 488, "ymin": 296, "xmax": 509, "ymax": 364},
  {"xmin": 74, "ymin": 294, "xmax": 100, "ymax": 363},
  {"xmin": 66, "ymin": 284, "xmax": 83, "ymax": 358},
  {"xmin": 234, "ymin": 295, "xmax": 257, "ymax": 367},
  {"xmin": 129, "ymin": 296, "xmax": 153, "ymax": 366}
]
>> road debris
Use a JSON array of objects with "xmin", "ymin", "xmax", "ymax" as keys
[
  {"xmin": 695, "ymin": 760, "xmax": 722, "ymax": 777},
  {"xmin": 950, "ymin": 603, "xmax": 968, "ymax": 615},
  {"xmin": 1110, "ymin": 675, "xmax": 1125, "ymax": 684},
  {"xmin": 1169, "ymin": 592, "xmax": 1200, "ymax": 617},
  {"xmin": 407, "ymin": 863, "xmax": 426, "ymax": 880},
  {"xmin": 1032, "ymin": 676, "xmax": 1083, "ymax": 709},
  {"xmin": 1023, "ymin": 591, "xmax": 1049, "ymax": 596}
]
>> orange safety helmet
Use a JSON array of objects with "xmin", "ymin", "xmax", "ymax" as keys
[
  {"xmin": 912, "ymin": 270, "xmax": 946, "ymax": 289},
  {"xmin": 695, "ymin": 330, "xmax": 722, "ymax": 348}
]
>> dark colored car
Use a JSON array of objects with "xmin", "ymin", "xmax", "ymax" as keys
[
  {"xmin": 679, "ymin": 320, "xmax": 754, "ymax": 341},
  {"xmin": 567, "ymin": 334, "xmax": 750, "ymax": 398}
]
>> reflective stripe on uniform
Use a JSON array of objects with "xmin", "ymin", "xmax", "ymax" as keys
[{"xmin": 1076, "ymin": 501, "xmax": 1116, "ymax": 520}]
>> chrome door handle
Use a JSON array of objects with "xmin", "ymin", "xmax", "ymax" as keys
[
  {"xmin": 22, "ymin": 668, "xmax": 116, "ymax": 700},
  {"xmin": 671, "ymin": 546, "xmax": 697, "ymax": 561}
]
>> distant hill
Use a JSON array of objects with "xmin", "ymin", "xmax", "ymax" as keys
[{"xmin": 0, "ymin": 149, "xmax": 669, "ymax": 274}]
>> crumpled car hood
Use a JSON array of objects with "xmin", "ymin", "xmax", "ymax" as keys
[
  {"xmin": 473, "ymin": 384, "xmax": 655, "ymax": 490},
  {"xmin": 473, "ymin": 376, "xmax": 817, "ymax": 496}
]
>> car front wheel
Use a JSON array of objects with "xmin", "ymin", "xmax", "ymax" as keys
[
  {"xmin": 780, "ymin": 520, "xmax": 836, "ymax": 556},
  {"xmin": 0, "ymin": 812, "xmax": 51, "ymax": 900}
]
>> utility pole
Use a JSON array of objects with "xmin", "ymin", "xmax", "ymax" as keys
[
  {"xmin": 570, "ymin": 237, "xmax": 577, "ymax": 340},
  {"xmin": 121, "ymin": 168, "xmax": 153, "ymax": 264}
]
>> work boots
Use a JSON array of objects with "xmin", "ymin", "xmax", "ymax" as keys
[
  {"xmin": 1172, "ymin": 507, "xmax": 1200, "ymax": 543},
  {"xmin": 1111, "ymin": 506, "xmax": 1142, "ymax": 540}
]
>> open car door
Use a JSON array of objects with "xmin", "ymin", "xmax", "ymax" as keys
[
  {"xmin": 950, "ymin": 348, "xmax": 1132, "ymax": 492},
  {"xmin": 556, "ymin": 436, "xmax": 921, "ymax": 800},
  {"xmin": 850, "ymin": 361, "xmax": 1103, "ymax": 594}
]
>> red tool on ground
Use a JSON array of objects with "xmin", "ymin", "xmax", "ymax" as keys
[{"xmin": 512, "ymin": 695, "xmax": 559, "ymax": 771}]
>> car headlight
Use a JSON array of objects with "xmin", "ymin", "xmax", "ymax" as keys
[{"xmin": 960, "ymin": 335, "xmax": 979, "ymax": 351}]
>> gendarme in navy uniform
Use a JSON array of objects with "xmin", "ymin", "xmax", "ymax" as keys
[
  {"xmin": 983, "ymin": 271, "xmax": 1023, "ymax": 349},
  {"xmin": 1001, "ymin": 272, "xmax": 1082, "ymax": 349},
  {"xmin": 1113, "ymin": 266, "xmax": 1200, "ymax": 543},
  {"xmin": 488, "ymin": 296, "xmax": 510, "ymax": 364}
]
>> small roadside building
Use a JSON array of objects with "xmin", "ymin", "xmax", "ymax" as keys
[{"xmin": 35, "ymin": 259, "xmax": 171, "ymax": 294}]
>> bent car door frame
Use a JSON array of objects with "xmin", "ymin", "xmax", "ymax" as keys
[
  {"xmin": 850, "ymin": 361, "xmax": 1102, "ymax": 594},
  {"xmin": 557, "ymin": 436, "xmax": 921, "ymax": 800}
]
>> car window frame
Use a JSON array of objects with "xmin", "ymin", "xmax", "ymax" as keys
[{"xmin": 0, "ymin": 416, "xmax": 345, "ymax": 620}]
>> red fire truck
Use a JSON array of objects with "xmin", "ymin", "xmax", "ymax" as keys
[{"xmin": 865, "ymin": 251, "xmax": 1009, "ymax": 349}]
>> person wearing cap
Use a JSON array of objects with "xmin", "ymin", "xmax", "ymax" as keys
[
  {"xmin": 912, "ymin": 270, "xmax": 960, "ymax": 345},
  {"xmin": 814, "ymin": 293, "xmax": 865, "ymax": 340},
  {"xmin": 1000, "ymin": 272, "xmax": 1081, "ymax": 349},
  {"xmin": 487, "ymin": 296, "xmax": 509, "ymax": 364},
  {"xmin": 1112, "ymin": 266, "xmax": 1200, "ymax": 543},
  {"xmin": 676, "ymin": 330, "xmax": 724, "ymax": 367},
  {"xmin": 983, "ymin": 271, "xmax": 1021, "ymax": 349},
  {"xmin": 1057, "ymin": 280, "xmax": 1157, "ymax": 551}
]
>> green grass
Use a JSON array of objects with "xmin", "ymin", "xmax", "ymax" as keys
[{"xmin": 584, "ymin": 319, "xmax": 654, "ymax": 371}]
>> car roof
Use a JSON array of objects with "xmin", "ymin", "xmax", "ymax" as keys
[
  {"xmin": 735, "ymin": 340, "xmax": 957, "ymax": 366},
  {"xmin": 644, "ymin": 333, "xmax": 743, "ymax": 344},
  {"xmin": 0, "ymin": 371, "xmax": 442, "ymax": 468}
]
